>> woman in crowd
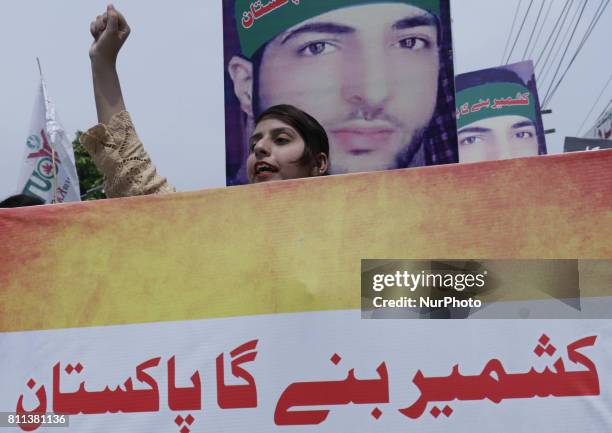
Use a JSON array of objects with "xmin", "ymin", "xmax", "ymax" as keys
[{"xmin": 81, "ymin": 5, "xmax": 329, "ymax": 198}]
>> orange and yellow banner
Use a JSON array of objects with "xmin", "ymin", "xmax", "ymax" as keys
[{"xmin": 1, "ymin": 151, "xmax": 611, "ymax": 331}]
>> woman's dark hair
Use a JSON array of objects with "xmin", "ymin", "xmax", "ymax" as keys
[{"xmin": 255, "ymin": 104, "xmax": 329, "ymax": 171}]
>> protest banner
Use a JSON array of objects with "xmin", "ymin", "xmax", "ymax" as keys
[{"xmin": 1, "ymin": 150, "xmax": 612, "ymax": 431}]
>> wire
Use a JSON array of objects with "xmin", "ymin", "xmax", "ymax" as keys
[
  {"xmin": 598, "ymin": 99, "xmax": 612, "ymax": 120},
  {"xmin": 527, "ymin": 0, "xmax": 554, "ymax": 60},
  {"xmin": 576, "ymin": 72, "xmax": 612, "ymax": 135},
  {"xmin": 505, "ymin": 0, "xmax": 535, "ymax": 64},
  {"xmin": 544, "ymin": 0, "xmax": 609, "ymax": 106},
  {"xmin": 535, "ymin": 0, "xmax": 573, "ymax": 73},
  {"xmin": 534, "ymin": 0, "xmax": 572, "ymax": 68},
  {"xmin": 582, "ymin": 98, "xmax": 611, "ymax": 136},
  {"xmin": 522, "ymin": 0, "xmax": 546, "ymax": 60},
  {"xmin": 542, "ymin": 0, "xmax": 588, "ymax": 106},
  {"xmin": 539, "ymin": 1, "xmax": 583, "ymax": 91},
  {"xmin": 501, "ymin": 0, "xmax": 524, "ymax": 64}
]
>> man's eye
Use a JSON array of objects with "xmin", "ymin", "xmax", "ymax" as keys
[
  {"xmin": 396, "ymin": 37, "xmax": 428, "ymax": 50},
  {"xmin": 515, "ymin": 131, "xmax": 534, "ymax": 139},
  {"xmin": 460, "ymin": 136, "xmax": 482, "ymax": 146},
  {"xmin": 299, "ymin": 41, "xmax": 337, "ymax": 56}
]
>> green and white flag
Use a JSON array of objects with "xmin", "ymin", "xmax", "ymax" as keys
[{"xmin": 17, "ymin": 64, "xmax": 80, "ymax": 203}]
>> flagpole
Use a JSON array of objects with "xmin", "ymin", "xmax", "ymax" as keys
[{"xmin": 37, "ymin": 58, "xmax": 58, "ymax": 203}]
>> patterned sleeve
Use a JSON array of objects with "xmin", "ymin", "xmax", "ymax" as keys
[{"xmin": 79, "ymin": 111, "xmax": 176, "ymax": 198}]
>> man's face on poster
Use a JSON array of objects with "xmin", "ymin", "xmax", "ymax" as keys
[
  {"xmin": 232, "ymin": 3, "xmax": 440, "ymax": 174},
  {"xmin": 458, "ymin": 115, "xmax": 539, "ymax": 163}
]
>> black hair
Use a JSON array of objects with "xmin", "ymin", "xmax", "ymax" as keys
[
  {"xmin": 455, "ymin": 67, "xmax": 525, "ymax": 93},
  {"xmin": 423, "ymin": 0, "xmax": 459, "ymax": 165},
  {"xmin": 0, "ymin": 194, "xmax": 45, "ymax": 208},
  {"xmin": 255, "ymin": 104, "xmax": 329, "ymax": 171}
]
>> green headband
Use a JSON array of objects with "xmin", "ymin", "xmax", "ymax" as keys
[
  {"xmin": 235, "ymin": 0, "xmax": 441, "ymax": 58},
  {"xmin": 456, "ymin": 82, "xmax": 536, "ymax": 130}
]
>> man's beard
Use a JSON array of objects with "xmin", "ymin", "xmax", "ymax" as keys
[
  {"xmin": 328, "ymin": 126, "xmax": 427, "ymax": 174},
  {"xmin": 394, "ymin": 126, "xmax": 427, "ymax": 169}
]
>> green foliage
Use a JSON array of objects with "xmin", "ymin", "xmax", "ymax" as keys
[{"xmin": 73, "ymin": 131, "xmax": 106, "ymax": 200}]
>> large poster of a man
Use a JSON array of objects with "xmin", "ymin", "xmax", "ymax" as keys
[
  {"xmin": 455, "ymin": 61, "xmax": 547, "ymax": 163},
  {"xmin": 223, "ymin": 0, "xmax": 457, "ymax": 185}
]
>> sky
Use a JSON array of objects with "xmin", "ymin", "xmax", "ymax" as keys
[{"xmin": 1, "ymin": 0, "xmax": 610, "ymax": 201}]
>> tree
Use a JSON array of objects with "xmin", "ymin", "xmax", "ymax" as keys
[{"xmin": 72, "ymin": 132, "xmax": 106, "ymax": 200}]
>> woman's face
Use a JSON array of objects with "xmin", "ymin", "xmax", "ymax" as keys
[{"xmin": 246, "ymin": 118, "xmax": 315, "ymax": 183}]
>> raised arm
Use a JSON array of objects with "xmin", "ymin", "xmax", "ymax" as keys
[
  {"xmin": 81, "ymin": 4, "xmax": 175, "ymax": 197},
  {"xmin": 89, "ymin": 4, "xmax": 130, "ymax": 125}
]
